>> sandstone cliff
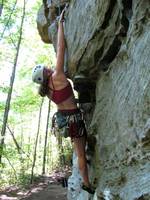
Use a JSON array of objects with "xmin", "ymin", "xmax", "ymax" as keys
[{"xmin": 37, "ymin": 0, "xmax": 150, "ymax": 199}]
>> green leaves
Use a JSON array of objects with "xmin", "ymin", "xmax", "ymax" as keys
[
  {"xmin": 11, "ymin": 86, "xmax": 41, "ymax": 113},
  {"xmin": 0, "ymin": 0, "xmax": 71, "ymax": 190}
]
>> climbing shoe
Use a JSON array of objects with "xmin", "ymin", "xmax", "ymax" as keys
[{"xmin": 81, "ymin": 184, "xmax": 95, "ymax": 194}]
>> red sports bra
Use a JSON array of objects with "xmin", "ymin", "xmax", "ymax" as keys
[{"xmin": 49, "ymin": 75, "xmax": 74, "ymax": 104}]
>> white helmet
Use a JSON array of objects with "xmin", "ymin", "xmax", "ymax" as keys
[{"xmin": 32, "ymin": 64, "xmax": 45, "ymax": 84}]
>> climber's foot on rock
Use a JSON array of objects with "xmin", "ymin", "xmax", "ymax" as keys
[{"xmin": 81, "ymin": 183, "xmax": 95, "ymax": 194}]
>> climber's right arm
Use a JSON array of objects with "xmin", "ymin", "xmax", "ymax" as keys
[{"xmin": 55, "ymin": 10, "xmax": 65, "ymax": 74}]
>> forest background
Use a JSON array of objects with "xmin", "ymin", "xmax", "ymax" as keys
[{"xmin": 0, "ymin": 0, "xmax": 72, "ymax": 190}]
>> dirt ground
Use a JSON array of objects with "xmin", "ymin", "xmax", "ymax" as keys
[
  {"xmin": 22, "ymin": 184, "xmax": 67, "ymax": 200},
  {"xmin": 0, "ymin": 183, "xmax": 67, "ymax": 200},
  {"xmin": 0, "ymin": 170, "xmax": 70, "ymax": 200}
]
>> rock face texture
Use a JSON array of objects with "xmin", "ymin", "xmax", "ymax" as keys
[{"xmin": 37, "ymin": 0, "xmax": 150, "ymax": 199}]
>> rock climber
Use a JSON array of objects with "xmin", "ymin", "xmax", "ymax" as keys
[{"xmin": 32, "ymin": 7, "xmax": 95, "ymax": 194}]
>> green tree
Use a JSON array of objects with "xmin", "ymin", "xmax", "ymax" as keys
[
  {"xmin": 0, "ymin": 0, "xmax": 26, "ymax": 164},
  {"xmin": 42, "ymin": 100, "xmax": 51, "ymax": 174},
  {"xmin": 30, "ymin": 98, "xmax": 44, "ymax": 184}
]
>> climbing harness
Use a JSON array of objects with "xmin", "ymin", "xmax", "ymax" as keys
[{"xmin": 52, "ymin": 109, "xmax": 86, "ymax": 139}]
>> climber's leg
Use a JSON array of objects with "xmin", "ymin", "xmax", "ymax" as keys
[{"xmin": 73, "ymin": 136, "xmax": 90, "ymax": 186}]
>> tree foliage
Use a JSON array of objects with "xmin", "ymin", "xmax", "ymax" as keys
[
  {"xmin": 0, "ymin": 0, "xmax": 26, "ymax": 163},
  {"xmin": 0, "ymin": 0, "xmax": 72, "ymax": 189}
]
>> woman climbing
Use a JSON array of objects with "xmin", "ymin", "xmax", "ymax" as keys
[{"xmin": 32, "ymin": 8, "xmax": 95, "ymax": 195}]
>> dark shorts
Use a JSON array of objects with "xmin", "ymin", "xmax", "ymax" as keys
[{"xmin": 56, "ymin": 108, "xmax": 87, "ymax": 140}]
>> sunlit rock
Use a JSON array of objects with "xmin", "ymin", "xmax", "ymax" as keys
[
  {"xmin": 37, "ymin": 5, "xmax": 51, "ymax": 43},
  {"xmin": 37, "ymin": 0, "xmax": 150, "ymax": 199},
  {"xmin": 67, "ymin": 153, "xmax": 90, "ymax": 200},
  {"xmin": 46, "ymin": 0, "xmax": 70, "ymax": 7}
]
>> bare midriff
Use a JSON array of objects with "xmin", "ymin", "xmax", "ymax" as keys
[{"xmin": 56, "ymin": 95, "xmax": 78, "ymax": 110}]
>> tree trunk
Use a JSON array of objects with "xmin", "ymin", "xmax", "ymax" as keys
[
  {"xmin": 7, "ymin": 125, "xmax": 22, "ymax": 155},
  {"xmin": 57, "ymin": 134, "xmax": 65, "ymax": 168},
  {"xmin": 27, "ymin": 134, "xmax": 31, "ymax": 169},
  {"xmin": 0, "ymin": 0, "xmax": 4, "ymax": 16},
  {"xmin": 0, "ymin": 0, "xmax": 17, "ymax": 38},
  {"xmin": 7, "ymin": 124, "xmax": 31, "ymax": 161},
  {"xmin": 0, "ymin": 0, "xmax": 26, "ymax": 164},
  {"xmin": 30, "ymin": 98, "xmax": 44, "ymax": 184},
  {"xmin": 42, "ymin": 100, "xmax": 51, "ymax": 175},
  {"xmin": 4, "ymin": 154, "xmax": 18, "ymax": 180}
]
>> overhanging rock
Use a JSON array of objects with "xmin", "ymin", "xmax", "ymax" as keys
[{"xmin": 36, "ymin": 0, "xmax": 150, "ymax": 199}]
